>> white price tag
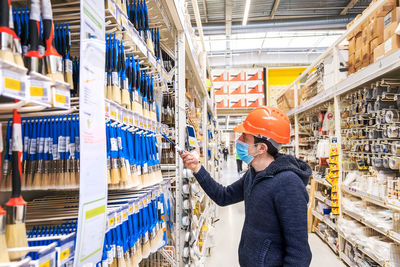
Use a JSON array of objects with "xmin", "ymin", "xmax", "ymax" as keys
[
  {"xmin": 52, "ymin": 86, "xmax": 70, "ymax": 109},
  {"xmin": 1, "ymin": 69, "xmax": 27, "ymax": 100}
]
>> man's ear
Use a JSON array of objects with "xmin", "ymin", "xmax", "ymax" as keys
[{"xmin": 258, "ymin": 143, "xmax": 268, "ymax": 154}]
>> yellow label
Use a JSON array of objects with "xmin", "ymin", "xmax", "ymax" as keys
[
  {"xmin": 123, "ymin": 116, "xmax": 127, "ymax": 123},
  {"xmin": 105, "ymin": 105, "xmax": 108, "ymax": 112},
  {"xmin": 39, "ymin": 260, "xmax": 50, "ymax": 267},
  {"xmin": 135, "ymin": 119, "xmax": 138, "ymax": 125},
  {"xmin": 189, "ymin": 140, "xmax": 195, "ymax": 145},
  {"xmin": 55, "ymin": 94, "xmax": 66, "ymax": 104},
  {"xmin": 129, "ymin": 206, "xmax": 133, "ymax": 213},
  {"xmin": 85, "ymin": 205, "xmax": 106, "ymax": 220},
  {"xmin": 111, "ymin": 110, "xmax": 116, "ymax": 117},
  {"xmin": 129, "ymin": 117, "xmax": 133, "ymax": 124},
  {"xmin": 4, "ymin": 77, "xmax": 21, "ymax": 91},
  {"xmin": 135, "ymin": 205, "xmax": 138, "ymax": 211},
  {"xmin": 30, "ymin": 86, "xmax": 44, "ymax": 97},
  {"xmin": 123, "ymin": 212, "xmax": 128, "ymax": 219},
  {"xmin": 109, "ymin": 217, "xmax": 115, "ymax": 226},
  {"xmin": 116, "ymin": 216, "xmax": 121, "ymax": 223},
  {"xmin": 60, "ymin": 248, "xmax": 70, "ymax": 261}
]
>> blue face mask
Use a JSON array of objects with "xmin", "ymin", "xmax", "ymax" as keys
[{"xmin": 236, "ymin": 140, "xmax": 255, "ymax": 164}]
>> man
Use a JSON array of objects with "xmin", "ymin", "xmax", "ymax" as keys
[
  {"xmin": 236, "ymin": 150, "xmax": 243, "ymax": 173},
  {"xmin": 223, "ymin": 147, "xmax": 229, "ymax": 161},
  {"xmin": 180, "ymin": 106, "xmax": 312, "ymax": 267}
]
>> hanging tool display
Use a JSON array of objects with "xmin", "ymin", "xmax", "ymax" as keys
[
  {"xmin": 0, "ymin": 0, "xmax": 19, "ymax": 64},
  {"xmin": 5, "ymin": 106, "xmax": 28, "ymax": 261},
  {"xmin": 54, "ymin": 23, "xmax": 73, "ymax": 89},
  {"xmin": 1, "ymin": 115, "xmax": 162, "ymax": 192}
]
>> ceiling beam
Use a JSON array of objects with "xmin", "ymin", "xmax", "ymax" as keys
[
  {"xmin": 191, "ymin": 0, "xmax": 206, "ymax": 52},
  {"xmin": 340, "ymin": 0, "xmax": 360, "ymax": 15},
  {"xmin": 225, "ymin": 0, "xmax": 233, "ymax": 66},
  {"xmin": 270, "ymin": 0, "xmax": 281, "ymax": 19},
  {"xmin": 201, "ymin": 0, "xmax": 208, "ymax": 23}
]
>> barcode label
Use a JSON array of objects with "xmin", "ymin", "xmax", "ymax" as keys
[
  {"xmin": 23, "ymin": 137, "xmax": 29, "ymax": 152},
  {"xmin": 53, "ymin": 144, "xmax": 60, "ymax": 159},
  {"xmin": 65, "ymin": 59, "xmax": 73, "ymax": 73},
  {"xmin": 117, "ymin": 137, "xmax": 122, "ymax": 149},
  {"xmin": 44, "ymin": 138, "xmax": 51, "ymax": 153},
  {"xmin": 38, "ymin": 138, "xmax": 45, "ymax": 153},
  {"xmin": 75, "ymin": 137, "xmax": 80, "ymax": 152},
  {"xmin": 29, "ymin": 139, "xmax": 37, "ymax": 154},
  {"xmin": 125, "ymin": 160, "xmax": 131, "ymax": 176},
  {"xmin": 112, "ymin": 72, "xmax": 119, "ymax": 86},
  {"xmin": 110, "ymin": 138, "xmax": 118, "ymax": 151},
  {"xmin": 69, "ymin": 144, "xmax": 76, "ymax": 158},
  {"xmin": 58, "ymin": 136, "xmax": 67, "ymax": 152}
]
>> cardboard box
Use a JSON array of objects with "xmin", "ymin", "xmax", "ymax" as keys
[
  {"xmin": 384, "ymin": 22, "xmax": 398, "ymax": 40},
  {"xmin": 355, "ymin": 49, "xmax": 362, "ymax": 65},
  {"xmin": 377, "ymin": 0, "xmax": 396, "ymax": 17},
  {"xmin": 362, "ymin": 42, "xmax": 370, "ymax": 60},
  {"xmin": 374, "ymin": 43, "xmax": 385, "ymax": 61},
  {"xmin": 348, "ymin": 53, "xmax": 355, "ymax": 66},
  {"xmin": 362, "ymin": 26, "xmax": 369, "ymax": 44},
  {"xmin": 384, "ymin": 34, "xmax": 400, "ymax": 55},
  {"xmin": 370, "ymin": 17, "xmax": 384, "ymax": 42},
  {"xmin": 384, "ymin": 7, "xmax": 400, "ymax": 27},
  {"xmin": 370, "ymin": 37, "xmax": 381, "ymax": 52},
  {"xmin": 349, "ymin": 37, "xmax": 356, "ymax": 54},
  {"xmin": 355, "ymin": 32, "xmax": 363, "ymax": 49}
]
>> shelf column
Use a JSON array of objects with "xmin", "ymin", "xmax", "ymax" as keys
[
  {"xmin": 175, "ymin": 30, "xmax": 186, "ymax": 265},
  {"xmin": 294, "ymin": 83, "xmax": 299, "ymax": 158}
]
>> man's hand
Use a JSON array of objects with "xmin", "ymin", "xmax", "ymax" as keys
[{"xmin": 179, "ymin": 151, "xmax": 202, "ymax": 173}]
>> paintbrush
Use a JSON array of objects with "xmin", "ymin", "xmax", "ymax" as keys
[
  {"xmin": 68, "ymin": 115, "xmax": 77, "ymax": 189},
  {"xmin": 134, "ymin": 58, "xmax": 143, "ymax": 116},
  {"xmin": 64, "ymin": 23, "xmax": 73, "ymax": 89},
  {"xmin": 11, "ymin": 8, "xmax": 24, "ymax": 67},
  {"xmin": 120, "ymin": 41, "xmax": 130, "ymax": 109},
  {"xmin": 116, "ymin": 125, "xmax": 129, "ymax": 188},
  {"xmin": 106, "ymin": 122, "xmax": 112, "ymax": 185},
  {"xmin": 63, "ymin": 116, "xmax": 72, "ymax": 189},
  {"xmin": 33, "ymin": 117, "xmax": 45, "ymax": 189},
  {"xmin": 0, "ymin": 206, "xmax": 9, "ymax": 262},
  {"xmin": 41, "ymin": 0, "xmax": 64, "ymax": 82},
  {"xmin": 1, "ymin": 120, "xmax": 11, "ymax": 191},
  {"xmin": 42, "ymin": 117, "xmax": 51, "ymax": 189},
  {"xmin": 24, "ymin": 0, "xmax": 42, "ymax": 73},
  {"xmin": 133, "ymin": 130, "xmax": 143, "ymax": 189},
  {"xmin": 110, "ymin": 123, "xmax": 121, "ymax": 185},
  {"xmin": 138, "ymin": 131, "xmax": 149, "ymax": 187},
  {"xmin": 0, "ymin": 0, "xmax": 16, "ymax": 64},
  {"xmin": 5, "ymin": 106, "xmax": 28, "ymax": 261},
  {"xmin": 121, "ymin": 126, "xmax": 135, "ymax": 188},
  {"xmin": 106, "ymin": 35, "xmax": 113, "ymax": 100},
  {"xmin": 112, "ymin": 35, "xmax": 121, "ymax": 104},
  {"xmin": 146, "ymin": 133, "xmax": 156, "ymax": 186},
  {"xmin": 127, "ymin": 129, "xmax": 140, "ymax": 188},
  {"xmin": 26, "ymin": 118, "xmax": 37, "ymax": 190}
]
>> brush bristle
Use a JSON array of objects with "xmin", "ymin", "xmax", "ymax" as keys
[
  {"xmin": 41, "ymin": 173, "xmax": 49, "ymax": 189},
  {"xmin": 32, "ymin": 172, "xmax": 42, "ymax": 190},
  {"xmin": 5, "ymin": 223, "xmax": 28, "ymax": 261},
  {"xmin": 120, "ymin": 165, "xmax": 128, "ymax": 182},
  {"xmin": 121, "ymin": 89, "xmax": 130, "ymax": 107},
  {"xmin": 111, "ymin": 168, "xmax": 121, "ymax": 185},
  {"xmin": 65, "ymin": 72, "xmax": 74, "ymax": 90},
  {"xmin": 13, "ymin": 55, "xmax": 24, "ymax": 67},
  {"xmin": 112, "ymin": 86, "xmax": 122, "ymax": 104},
  {"xmin": 107, "ymin": 85, "xmax": 113, "ymax": 101},
  {"xmin": 156, "ymin": 170, "xmax": 163, "ymax": 183},
  {"xmin": 141, "ymin": 173, "xmax": 148, "ymax": 187},
  {"xmin": 107, "ymin": 169, "xmax": 111, "ymax": 184},
  {"xmin": 0, "ymin": 234, "xmax": 9, "ymax": 262},
  {"xmin": 141, "ymin": 241, "xmax": 151, "ymax": 259},
  {"xmin": 131, "ymin": 171, "xmax": 140, "ymax": 188},
  {"xmin": 0, "ymin": 50, "xmax": 15, "ymax": 64},
  {"xmin": 117, "ymin": 256, "xmax": 127, "ymax": 267},
  {"xmin": 132, "ymin": 243, "xmax": 142, "ymax": 266},
  {"xmin": 47, "ymin": 72, "xmax": 65, "ymax": 83}
]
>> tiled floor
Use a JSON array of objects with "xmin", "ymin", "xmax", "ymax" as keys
[{"xmin": 205, "ymin": 156, "xmax": 345, "ymax": 267}]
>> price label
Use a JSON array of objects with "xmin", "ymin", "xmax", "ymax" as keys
[
  {"xmin": 60, "ymin": 248, "xmax": 71, "ymax": 261},
  {"xmin": 1, "ymin": 69, "xmax": 27, "ymax": 99},
  {"xmin": 39, "ymin": 260, "xmax": 51, "ymax": 267},
  {"xmin": 29, "ymin": 77, "xmax": 52, "ymax": 105},
  {"xmin": 52, "ymin": 86, "xmax": 70, "ymax": 109},
  {"xmin": 109, "ymin": 217, "xmax": 115, "ymax": 226},
  {"xmin": 116, "ymin": 216, "xmax": 121, "ymax": 223},
  {"xmin": 123, "ymin": 115, "xmax": 127, "ymax": 124},
  {"xmin": 110, "ymin": 109, "xmax": 116, "ymax": 119},
  {"xmin": 129, "ymin": 116, "xmax": 133, "ymax": 125}
]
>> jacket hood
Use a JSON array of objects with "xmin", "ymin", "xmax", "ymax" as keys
[{"xmin": 258, "ymin": 153, "xmax": 312, "ymax": 185}]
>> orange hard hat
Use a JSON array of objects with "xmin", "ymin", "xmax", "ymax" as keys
[{"xmin": 233, "ymin": 106, "xmax": 290, "ymax": 144}]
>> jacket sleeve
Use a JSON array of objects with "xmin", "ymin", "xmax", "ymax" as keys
[
  {"xmin": 193, "ymin": 166, "xmax": 244, "ymax": 206},
  {"xmin": 274, "ymin": 172, "xmax": 312, "ymax": 267}
]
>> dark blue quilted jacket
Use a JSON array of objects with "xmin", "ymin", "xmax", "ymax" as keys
[{"xmin": 193, "ymin": 153, "xmax": 312, "ymax": 267}]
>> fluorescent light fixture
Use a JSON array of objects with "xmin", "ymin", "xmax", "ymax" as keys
[{"xmin": 242, "ymin": 0, "xmax": 251, "ymax": 26}]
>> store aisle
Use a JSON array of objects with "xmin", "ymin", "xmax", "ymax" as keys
[{"xmin": 205, "ymin": 156, "xmax": 344, "ymax": 267}]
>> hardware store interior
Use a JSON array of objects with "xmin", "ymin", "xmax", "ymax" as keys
[{"xmin": 4, "ymin": 0, "xmax": 400, "ymax": 266}]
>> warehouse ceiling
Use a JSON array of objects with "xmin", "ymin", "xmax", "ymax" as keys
[
  {"xmin": 186, "ymin": 0, "xmax": 372, "ymax": 68},
  {"xmin": 186, "ymin": 0, "xmax": 371, "ymax": 27}
]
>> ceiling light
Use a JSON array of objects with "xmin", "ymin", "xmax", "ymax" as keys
[{"xmin": 242, "ymin": 0, "xmax": 251, "ymax": 26}]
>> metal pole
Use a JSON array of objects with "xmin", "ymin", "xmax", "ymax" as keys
[
  {"xmin": 294, "ymin": 83, "xmax": 299, "ymax": 158},
  {"xmin": 175, "ymin": 31, "xmax": 186, "ymax": 266}
]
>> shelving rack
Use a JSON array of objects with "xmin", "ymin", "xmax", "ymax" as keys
[
  {"xmin": 280, "ymin": 0, "xmax": 400, "ymax": 265},
  {"xmin": 0, "ymin": 0, "xmax": 218, "ymax": 266}
]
